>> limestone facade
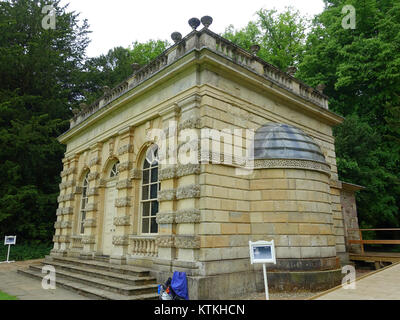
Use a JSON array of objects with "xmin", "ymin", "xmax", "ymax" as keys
[{"xmin": 52, "ymin": 27, "xmax": 359, "ymax": 298}]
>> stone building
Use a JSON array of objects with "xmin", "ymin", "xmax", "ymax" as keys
[{"xmin": 51, "ymin": 18, "xmax": 361, "ymax": 299}]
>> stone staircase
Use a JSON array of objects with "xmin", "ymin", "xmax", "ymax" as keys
[{"xmin": 18, "ymin": 256, "xmax": 159, "ymax": 300}]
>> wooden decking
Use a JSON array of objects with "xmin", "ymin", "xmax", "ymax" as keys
[
  {"xmin": 349, "ymin": 251, "xmax": 400, "ymax": 263},
  {"xmin": 348, "ymin": 228, "xmax": 400, "ymax": 266}
]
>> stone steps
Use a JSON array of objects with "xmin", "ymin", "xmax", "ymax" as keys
[
  {"xmin": 36, "ymin": 261, "xmax": 155, "ymax": 286},
  {"xmin": 17, "ymin": 256, "xmax": 160, "ymax": 300},
  {"xmin": 18, "ymin": 268, "xmax": 158, "ymax": 300},
  {"xmin": 48, "ymin": 256, "xmax": 150, "ymax": 277}
]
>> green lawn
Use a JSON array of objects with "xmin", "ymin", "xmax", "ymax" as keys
[{"xmin": 0, "ymin": 291, "xmax": 17, "ymax": 300}]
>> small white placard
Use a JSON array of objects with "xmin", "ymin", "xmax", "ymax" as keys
[
  {"xmin": 4, "ymin": 236, "xmax": 16, "ymax": 246},
  {"xmin": 249, "ymin": 240, "xmax": 276, "ymax": 265}
]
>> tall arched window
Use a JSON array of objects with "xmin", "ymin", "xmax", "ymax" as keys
[
  {"xmin": 79, "ymin": 172, "xmax": 90, "ymax": 235},
  {"xmin": 141, "ymin": 145, "xmax": 160, "ymax": 234}
]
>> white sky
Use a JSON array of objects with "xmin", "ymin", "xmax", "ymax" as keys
[{"xmin": 60, "ymin": 0, "xmax": 325, "ymax": 58}]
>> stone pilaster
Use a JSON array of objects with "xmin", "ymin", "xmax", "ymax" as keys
[
  {"xmin": 153, "ymin": 103, "xmax": 181, "ymax": 272},
  {"xmin": 80, "ymin": 143, "xmax": 102, "ymax": 259},
  {"xmin": 111, "ymin": 127, "xmax": 135, "ymax": 264},
  {"xmin": 173, "ymin": 94, "xmax": 202, "ymax": 274}
]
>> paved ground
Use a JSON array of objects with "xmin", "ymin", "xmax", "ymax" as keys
[
  {"xmin": 313, "ymin": 262, "xmax": 400, "ymax": 300},
  {"xmin": 0, "ymin": 259, "xmax": 89, "ymax": 300}
]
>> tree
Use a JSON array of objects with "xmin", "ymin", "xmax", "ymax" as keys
[
  {"xmin": 298, "ymin": 0, "xmax": 400, "ymax": 228},
  {"xmin": 81, "ymin": 40, "xmax": 169, "ymax": 104},
  {"xmin": 0, "ymin": 0, "xmax": 90, "ymax": 242},
  {"xmin": 223, "ymin": 7, "xmax": 310, "ymax": 71}
]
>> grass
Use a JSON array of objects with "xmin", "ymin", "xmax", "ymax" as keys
[
  {"xmin": 0, "ymin": 242, "xmax": 52, "ymax": 262},
  {"xmin": 0, "ymin": 290, "xmax": 18, "ymax": 300}
]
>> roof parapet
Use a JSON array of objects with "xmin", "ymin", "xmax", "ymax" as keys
[{"xmin": 70, "ymin": 26, "xmax": 330, "ymax": 129}]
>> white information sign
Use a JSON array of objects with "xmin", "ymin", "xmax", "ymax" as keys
[
  {"xmin": 1, "ymin": 236, "xmax": 16, "ymax": 264},
  {"xmin": 249, "ymin": 240, "xmax": 276, "ymax": 300},
  {"xmin": 4, "ymin": 236, "xmax": 16, "ymax": 246}
]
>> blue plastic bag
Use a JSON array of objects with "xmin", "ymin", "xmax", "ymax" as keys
[{"xmin": 171, "ymin": 271, "xmax": 189, "ymax": 300}]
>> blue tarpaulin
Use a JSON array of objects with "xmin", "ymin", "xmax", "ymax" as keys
[{"xmin": 171, "ymin": 271, "xmax": 189, "ymax": 300}]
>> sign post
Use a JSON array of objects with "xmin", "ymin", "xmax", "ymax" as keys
[
  {"xmin": 249, "ymin": 240, "xmax": 276, "ymax": 300},
  {"xmin": 1, "ymin": 236, "xmax": 16, "ymax": 264}
]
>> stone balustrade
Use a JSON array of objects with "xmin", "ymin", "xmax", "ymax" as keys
[
  {"xmin": 71, "ymin": 235, "xmax": 83, "ymax": 249},
  {"xmin": 69, "ymin": 29, "xmax": 329, "ymax": 129},
  {"xmin": 129, "ymin": 236, "xmax": 158, "ymax": 257}
]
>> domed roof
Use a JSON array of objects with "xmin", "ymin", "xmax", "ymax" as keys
[{"xmin": 254, "ymin": 123, "xmax": 326, "ymax": 163}]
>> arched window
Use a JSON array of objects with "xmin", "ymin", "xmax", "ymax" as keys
[
  {"xmin": 141, "ymin": 145, "xmax": 160, "ymax": 234},
  {"xmin": 79, "ymin": 172, "xmax": 90, "ymax": 235},
  {"xmin": 110, "ymin": 161, "xmax": 120, "ymax": 178}
]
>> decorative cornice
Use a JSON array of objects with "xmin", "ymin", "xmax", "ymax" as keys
[
  {"xmin": 253, "ymin": 159, "xmax": 331, "ymax": 175},
  {"xmin": 176, "ymin": 184, "xmax": 200, "ymax": 200}
]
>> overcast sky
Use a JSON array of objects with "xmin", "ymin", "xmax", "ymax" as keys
[{"xmin": 60, "ymin": 0, "xmax": 325, "ymax": 58}]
